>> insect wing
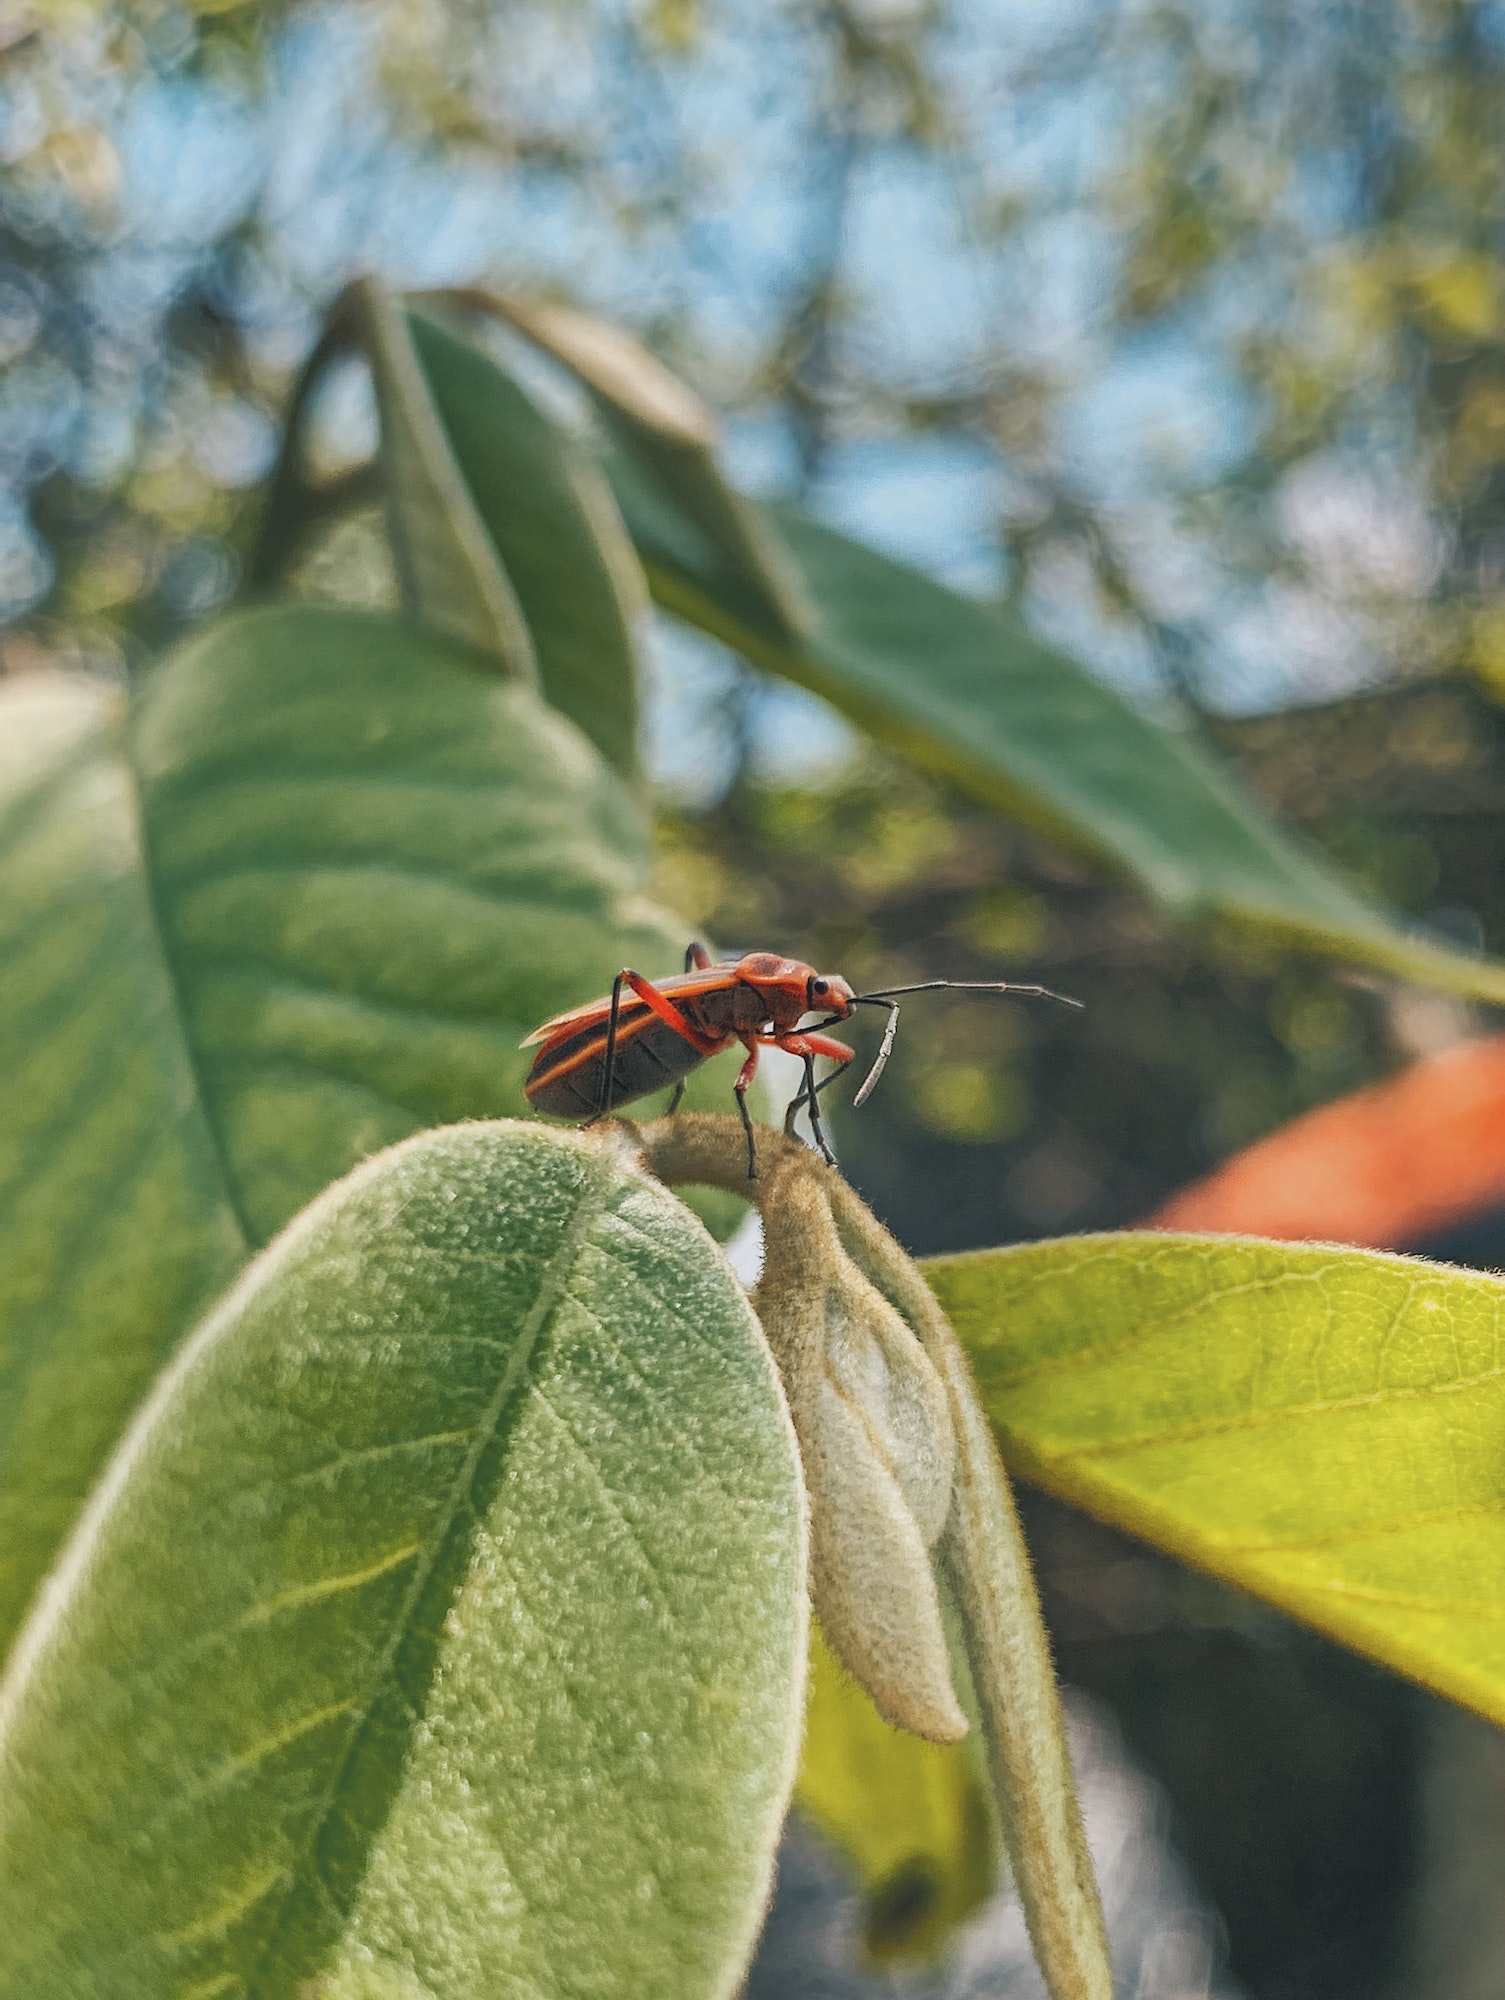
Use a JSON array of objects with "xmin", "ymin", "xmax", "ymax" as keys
[
  {"xmin": 520, "ymin": 966, "xmax": 732, "ymax": 1050},
  {"xmin": 525, "ymin": 1005, "xmax": 718, "ymax": 1118}
]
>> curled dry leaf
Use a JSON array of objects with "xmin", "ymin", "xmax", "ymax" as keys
[{"xmin": 628, "ymin": 1113, "xmax": 1112, "ymax": 2000}]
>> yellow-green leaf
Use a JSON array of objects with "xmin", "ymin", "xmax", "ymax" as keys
[
  {"xmin": 795, "ymin": 1624, "xmax": 994, "ymax": 1962},
  {"xmin": 927, "ymin": 1232, "xmax": 1505, "ymax": 1723}
]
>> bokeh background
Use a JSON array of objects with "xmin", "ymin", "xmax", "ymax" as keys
[{"xmin": 10, "ymin": 0, "xmax": 1505, "ymax": 1992}]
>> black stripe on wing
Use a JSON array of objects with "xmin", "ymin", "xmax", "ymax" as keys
[{"xmin": 525, "ymin": 1009, "xmax": 711, "ymax": 1118}]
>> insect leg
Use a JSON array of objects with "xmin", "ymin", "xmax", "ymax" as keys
[
  {"xmin": 586, "ymin": 971, "xmax": 629, "ymax": 1125},
  {"xmin": 779, "ymin": 1031, "xmax": 855, "ymax": 1066},
  {"xmin": 774, "ymin": 1032, "xmax": 853, "ymax": 1167},
  {"xmin": 783, "ymin": 1053, "xmax": 817, "ymax": 1138},
  {"xmin": 585, "ymin": 970, "xmax": 723, "ymax": 1127},
  {"xmin": 666, "ymin": 1080, "xmax": 687, "ymax": 1115},
  {"xmin": 780, "ymin": 1052, "xmax": 839, "ymax": 1166},
  {"xmin": 783, "ymin": 1063, "xmax": 844, "ymax": 1133},
  {"xmin": 796, "ymin": 1053, "xmax": 840, "ymax": 1166},
  {"xmin": 733, "ymin": 1039, "xmax": 761, "ymax": 1179},
  {"xmin": 685, "ymin": 941, "xmax": 713, "ymax": 971}
]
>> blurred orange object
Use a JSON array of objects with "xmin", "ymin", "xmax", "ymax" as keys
[{"xmin": 1147, "ymin": 1034, "xmax": 1505, "ymax": 1248}]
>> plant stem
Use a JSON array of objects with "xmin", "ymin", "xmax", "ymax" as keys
[{"xmin": 630, "ymin": 1113, "xmax": 1113, "ymax": 2000}]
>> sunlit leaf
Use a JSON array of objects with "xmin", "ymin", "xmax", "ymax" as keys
[
  {"xmin": 0, "ymin": 609, "xmax": 739, "ymax": 1660},
  {"xmin": 0, "ymin": 1120, "xmax": 806, "ymax": 1998},
  {"xmin": 927, "ymin": 1232, "xmax": 1505, "ymax": 1722}
]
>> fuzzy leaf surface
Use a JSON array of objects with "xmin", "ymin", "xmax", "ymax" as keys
[
  {"xmin": 927, "ymin": 1232, "xmax": 1505, "ymax": 1721},
  {"xmin": 0, "ymin": 1121, "xmax": 806, "ymax": 2000}
]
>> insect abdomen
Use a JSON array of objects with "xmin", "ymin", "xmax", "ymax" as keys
[{"xmin": 525, "ymin": 1014, "xmax": 715, "ymax": 1118}]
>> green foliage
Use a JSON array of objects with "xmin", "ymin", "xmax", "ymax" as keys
[
  {"xmin": 487, "ymin": 293, "xmax": 817, "ymax": 649},
  {"xmin": 0, "ymin": 1120, "xmax": 806, "ymax": 1998},
  {"xmin": 406, "ymin": 308, "xmax": 645, "ymax": 777},
  {"xmin": 0, "ymin": 604, "xmax": 749, "ymax": 1660},
  {"xmin": 13, "ymin": 265, "xmax": 1505, "ymax": 2000},
  {"xmin": 483, "ymin": 296, "xmax": 1505, "ymax": 1003},
  {"xmin": 0, "ymin": 677, "xmax": 247, "ymax": 1656},
  {"xmin": 356, "ymin": 285, "xmax": 541, "ymax": 680},
  {"xmin": 645, "ymin": 1117, "xmax": 1111, "ymax": 2000},
  {"xmin": 928, "ymin": 1232, "xmax": 1505, "ymax": 1725}
]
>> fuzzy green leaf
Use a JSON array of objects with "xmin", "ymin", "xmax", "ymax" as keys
[
  {"xmin": 927, "ymin": 1232, "xmax": 1505, "ymax": 1723},
  {"xmin": 0, "ymin": 609, "xmax": 737, "ymax": 1660},
  {"xmin": 0, "ymin": 1120, "xmax": 806, "ymax": 1999}
]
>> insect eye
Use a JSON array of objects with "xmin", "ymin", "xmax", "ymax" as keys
[{"xmin": 811, "ymin": 979, "xmax": 828, "ymax": 998}]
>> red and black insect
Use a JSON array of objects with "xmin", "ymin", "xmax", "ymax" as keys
[{"xmin": 523, "ymin": 944, "xmax": 1081, "ymax": 1177}]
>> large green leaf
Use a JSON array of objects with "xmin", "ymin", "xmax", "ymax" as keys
[
  {"xmin": 0, "ymin": 678, "xmax": 248, "ymax": 1654},
  {"xmin": 0, "ymin": 1120, "xmax": 807, "ymax": 1998},
  {"xmin": 129, "ymin": 603, "xmax": 675, "ymax": 1238},
  {"xmin": 0, "ymin": 610, "xmax": 740, "ymax": 1660},
  {"xmin": 926, "ymin": 1232, "xmax": 1505, "ymax": 1723},
  {"xmin": 481, "ymin": 295, "xmax": 1505, "ymax": 1003}
]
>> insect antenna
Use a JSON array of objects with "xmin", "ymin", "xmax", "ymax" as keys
[
  {"xmin": 851, "ymin": 979, "xmax": 1084, "ymax": 1006},
  {"xmin": 846, "ymin": 980, "xmax": 1082, "ymax": 1108}
]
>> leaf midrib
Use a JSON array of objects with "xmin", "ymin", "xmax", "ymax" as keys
[
  {"xmin": 124, "ymin": 714, "xmax": 257, "ymax": 1254},
  {"xmin": 240, "ymin": 1141, "xmax": 618, "ymax": 1995}
]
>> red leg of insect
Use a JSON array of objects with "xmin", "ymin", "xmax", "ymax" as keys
[{"xmin": 590, "ymin": 968, "xmax": 724, "ymax": 1124}]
